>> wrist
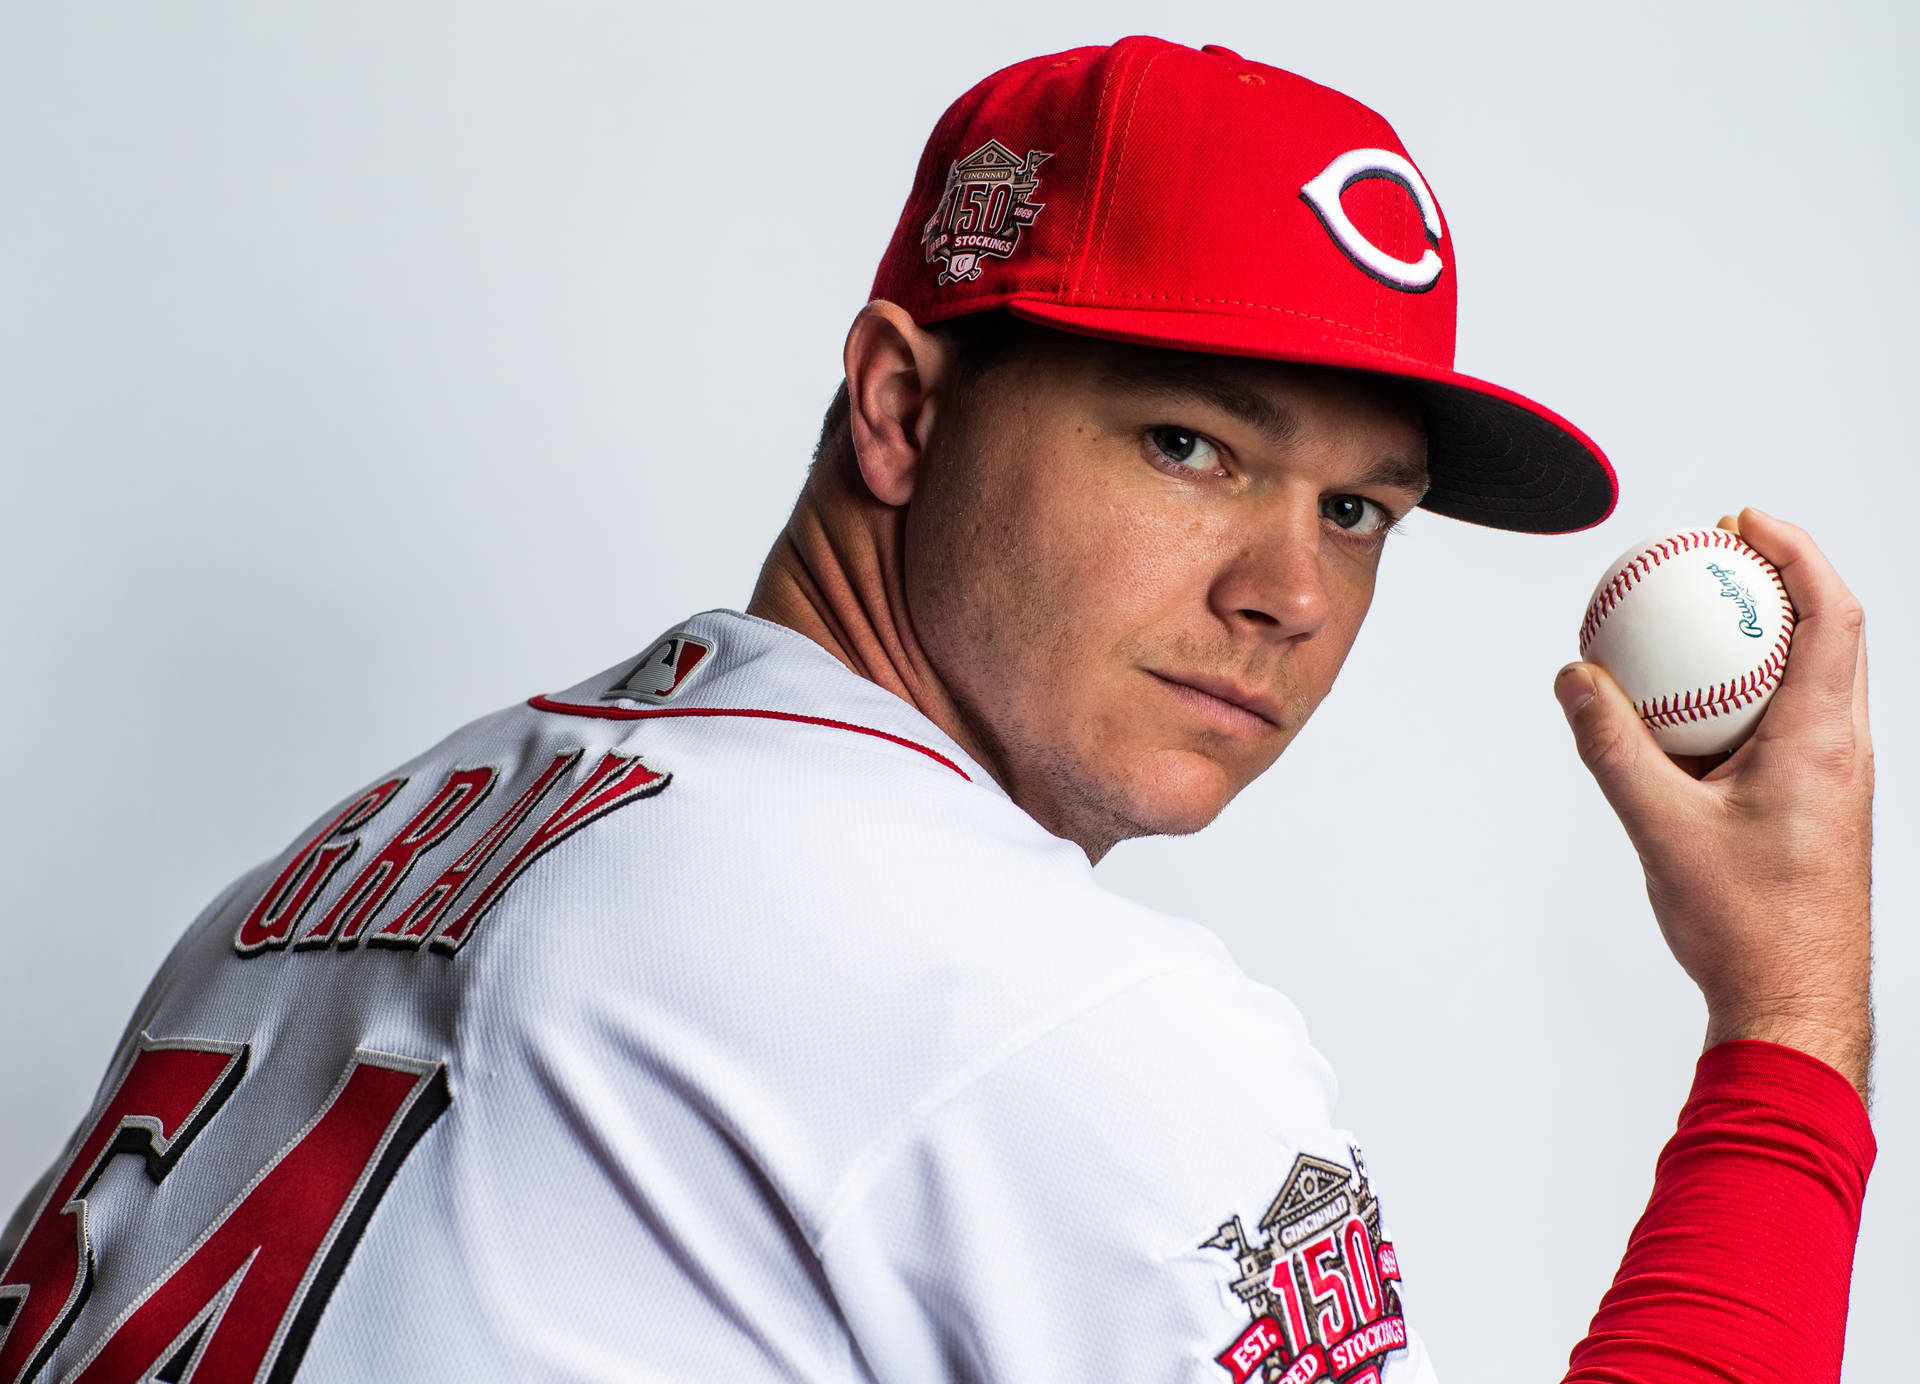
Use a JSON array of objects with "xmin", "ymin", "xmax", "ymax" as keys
[{"xmin": 1703, "ymin": 1003, "xmax": 1874, "ymax": 1109}]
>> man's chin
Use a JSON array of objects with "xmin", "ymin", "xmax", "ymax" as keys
[
  {"xmin": 1108, "ymin": 749, "xmax": 1248, "ymax": 840},
  {"xmin": 1012, "ymin": 741, "xmax": 1252, "ymax": 859}
]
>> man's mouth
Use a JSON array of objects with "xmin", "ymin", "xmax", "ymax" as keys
[{"xmin": 1147, "ymin": 671, "xmax": 1284, "ymax": 735}]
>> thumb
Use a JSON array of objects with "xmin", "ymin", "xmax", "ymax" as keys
[{"xmin": 1553, "ymin": 662, "xmax": 1687, "ymax": 831}]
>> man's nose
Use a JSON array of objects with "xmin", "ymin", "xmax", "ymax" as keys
[{"xmin": 1206, "ymin": 502, "xmax": 1331, "ymax": 642}]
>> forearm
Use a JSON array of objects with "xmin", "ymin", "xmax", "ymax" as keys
[{"xmin": 1562, "ymin": 1040, "xmax": 1874, "ymax": 1384}]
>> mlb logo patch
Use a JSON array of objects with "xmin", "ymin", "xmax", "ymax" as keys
[{"xmin": 606, "ymin": 633, "xmax": 713, "ymax": 704}]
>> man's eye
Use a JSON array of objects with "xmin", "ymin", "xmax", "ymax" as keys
[
  {"xmin": 1148, "ymin": 426, "xmax": 1221, "ymax": 473},
  {"xmin": 1322, "ymin": 494, "xmax": 1392, "ymax": 535}
]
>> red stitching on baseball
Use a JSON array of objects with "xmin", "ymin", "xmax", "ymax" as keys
[
  {"xmin": 1578, "ymin": 528, "xmax": 1794, "ymax": 734},
  {"xmin": 1578, "ymin": 529, "xmax": 1792, "ymax": 652},
  {"xmin": 1637, "ymin": 641, "xmax": 1791, "ymax": 728},
  {"xmin": 1579, "ymin": 528, "xmax": 1738, "ymax": 650}
]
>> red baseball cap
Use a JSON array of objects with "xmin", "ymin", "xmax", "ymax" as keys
[{"xmin": 870, "ymin": 36, "xmax": 1617, "ymax": 534}]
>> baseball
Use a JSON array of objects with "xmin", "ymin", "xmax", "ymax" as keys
[{"xmin": 1578, "ymin": 526, "xmax": 1796, "ymax": 756}]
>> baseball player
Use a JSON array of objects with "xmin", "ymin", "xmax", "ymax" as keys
[{"xmin": 0, "ymin": 37, "xmax": 1873, "ymax": 1384}]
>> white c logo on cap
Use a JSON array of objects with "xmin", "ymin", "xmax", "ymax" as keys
[{"xmin": 1300, "ymin": 148, "xmax": 1445, "ymax": 293}]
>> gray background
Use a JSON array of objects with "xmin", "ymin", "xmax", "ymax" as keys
[{"xmin": 1, "ymin": 2, "xmax": 1911, "ymax": 1379}]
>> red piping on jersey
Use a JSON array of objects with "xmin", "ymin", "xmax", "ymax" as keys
[{"xmin": 525, "ymin": 696, "xmax": 972, "ymax": 781}]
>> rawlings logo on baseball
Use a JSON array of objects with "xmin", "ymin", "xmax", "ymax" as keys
[
  {"xmin": 1578, "ymin": 527, "xmax": 1796, "ymax": 757},
  {"xmin": 1704, "ymin": 562, "xmax": 1766, "ymax": 637}
]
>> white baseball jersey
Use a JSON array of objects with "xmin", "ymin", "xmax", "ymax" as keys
[{"xmin": 1, "ymin": 610, "xmax": 1437, "ymax": 1384}]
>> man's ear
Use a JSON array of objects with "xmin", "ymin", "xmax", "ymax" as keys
[{"xmin": 842, "ymin": 300, "xmax": 951, "ymax": 507}]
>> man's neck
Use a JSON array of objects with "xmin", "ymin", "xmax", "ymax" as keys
[{"xmin": 745, "ymin": 481, "xmax": 1004, "ymax": 784}]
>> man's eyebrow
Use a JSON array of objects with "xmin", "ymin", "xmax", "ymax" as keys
[
  {"xmin": 1095, "ymin": 360, "xmax": 1431, "ymax": 500},
  {"xmin": 1351, "ymin": 453, "xmax": 1431, "ymax": 502},
  {"xmin": 1097, "ymin": 361, "xmax": 1301, "ymax": 448}
]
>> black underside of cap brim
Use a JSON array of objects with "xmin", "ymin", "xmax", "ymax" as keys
[{"xmin": 1405, "ymin": 381, "xmax": 1615, "ymax": 535}]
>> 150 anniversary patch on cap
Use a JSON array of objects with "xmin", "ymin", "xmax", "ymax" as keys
[{"xmin": 921, "ymin": 139, "xmax": 1051, "ymax": 286}]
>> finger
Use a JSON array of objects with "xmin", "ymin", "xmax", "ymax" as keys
[
  {"xmin": 1730, "ymin": 508, "xmax": 1863, "ymax": 719},
  {"xmin": 1717, "ymin": 512, "xmax": 1741, "ymax": 534},
  {"xmin": 1853, "ymin": 622, "xmax": 1870, "ymax": 751},
  {"xmin": 1554, "ymin": 661, "xmax": 1694, "ymax": 830}
]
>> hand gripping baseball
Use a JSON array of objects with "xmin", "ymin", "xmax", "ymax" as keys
[{"xmin": 1553, "ymin": 508, "xmax": 1874, "ymax": 1104}]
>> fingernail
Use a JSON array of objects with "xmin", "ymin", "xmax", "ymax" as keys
[{"xmin": 1554, "ymin": 665, "xmax": 1594, "ymax": 717}]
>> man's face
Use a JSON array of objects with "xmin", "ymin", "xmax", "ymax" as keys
[{"xmin": 902, "ymin": 335, "xmax": 1428, "ymax": 858}]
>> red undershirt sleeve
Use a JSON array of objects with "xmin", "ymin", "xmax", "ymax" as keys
[{"xmin": 1562, "ymin": 1039, "xmax": 1876, "ymax": 1384}]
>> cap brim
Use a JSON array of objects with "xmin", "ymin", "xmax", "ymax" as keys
[{"xmin": 999, "ymin": 298, "xmax": 1617, "ymax": 535}]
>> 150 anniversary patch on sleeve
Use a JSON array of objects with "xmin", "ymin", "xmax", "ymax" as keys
[{"xmin": 1200, "ymin": 1146, "xmax": 1408, "ymax": 1384}]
